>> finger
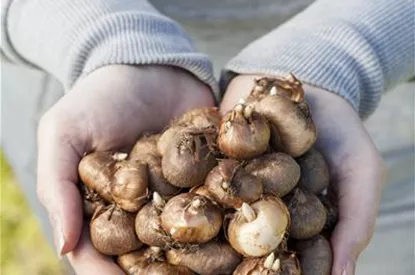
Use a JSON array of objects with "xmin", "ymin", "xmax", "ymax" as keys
[
  {"xmin": 223, "ymin": 74, "xmax": 385, "ymax": 275},
  {"xmin": 322, "ymin": 137, "xmax": 384, "ymax": 275},
  {"xmin": 300, "ymin": 87, "xmax": 386, "ymax": 275},
  {"xmin": 328, "ymin": 142, "xmax": 385, "ymax": 275},
  {"xmin": 37, "ymin": 112, "xmax": 86, "ymax": 256},
  {"xmin": 67, "ymin": 226, "xmax": 125, "ymax": 275}
]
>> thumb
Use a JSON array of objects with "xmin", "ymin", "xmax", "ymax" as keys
[
  {"xmin": 37, "ymin": 112, "xmax": 85, "ymax": 256},
  {"xmin": 67, "ymin": 226, "xmax": 125, "ymax": 275}
]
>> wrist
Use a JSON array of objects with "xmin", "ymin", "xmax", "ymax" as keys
[
  {"xmin": 70, "ymin": 65, "xmax": 214, "ymax": 132},
  {"xmin": 155, "ymin": 66, "xmax": 216, "ymax": 119}
]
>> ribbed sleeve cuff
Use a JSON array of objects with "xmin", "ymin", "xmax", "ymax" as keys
[
  {"xmin": 222, "ymin": 0, "xmax": 414, "ymax": 119},
  {"xmin": 4, "ymin": 0, "xmax": 218, "ymax": 98},
  {"xmin": 222, "ymin": 26, "xmax": 378, "ymax": 118},
  {"xmin": 68, "ymin": 12, "xmax": 218, "ymax": 97},
  {"xmin": 222, "ymin": 23, "xmax": 382, "ymax": 119}
]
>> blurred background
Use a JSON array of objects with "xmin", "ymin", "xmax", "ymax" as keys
[{"xmin": 1, "ymin": 151, "xmax": 64, "ymax": 274}]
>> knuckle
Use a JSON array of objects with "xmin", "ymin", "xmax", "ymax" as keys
[
  {"xmin": 341, "ymin": 217, "xmax": 375, "ymax": 253},
  {"xmin": 38, "ymin": 109, "xmax": 81, "ymax": 147},
  {"xmin": 361, "ymin": 221, "xmax": 375, "ymax": 245},
  {"xmin": 372, "ymin": 153, "xmax": 388, "ymax": 184},
  {"xmin": 357, "ymin": 228, "xmax": 374, "ymax": 254},
  {"xmin": 365, "ymin": 148, "xmax": 387, "ymax": 182},
  {"xmin": 377, "ymin": 157, "xmax": 388, "ymax": 179},
  {"xmin": 38, "ymin": 110, "xmax": 65, "ymax": 138}
]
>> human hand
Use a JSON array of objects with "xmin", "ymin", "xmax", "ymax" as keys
[
  {"xmin": 221, "ymin": 74, "xmax": 385, "ymax": 275},
  {"xmin": 37, "ymin": 65, "xmax": 214, "ymax": 274}
]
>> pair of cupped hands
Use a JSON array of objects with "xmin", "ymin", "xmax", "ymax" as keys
[{"xmin": 37, "ymin": 65, "xmax": 384, "ymax": 275}]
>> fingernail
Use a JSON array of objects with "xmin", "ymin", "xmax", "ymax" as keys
[
  {"xmin": 55, "ymin": 223, "xmax": 66, "ymax": 257},
  {"xmin": 50, "ymin": 215, "xmax": 65, "ymax": 257}
]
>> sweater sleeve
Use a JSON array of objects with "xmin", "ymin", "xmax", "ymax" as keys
[
  {"xmin": 222, "ymin": 0, "xmax": 415, "ymax": 119},
  {"xmin": 1, "ymin": 0, "xmax": 218, "ymax": 94}
]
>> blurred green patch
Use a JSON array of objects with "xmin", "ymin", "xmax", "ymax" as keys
[{"xmin": 1, "ymin": 151, "xmax": 64, "ymax": 275}]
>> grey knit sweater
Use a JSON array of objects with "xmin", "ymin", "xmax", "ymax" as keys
[{"xmin": 2, "ymin": 0, "xmax": 414, "ymax": 119}]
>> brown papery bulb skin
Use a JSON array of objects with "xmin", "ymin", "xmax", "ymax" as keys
[
  {"xmin": 233, "ymin": 257, "xmax": 270, "ymax": 275},
  {"xmin": 189, "ymin": 185, "xmax": 217, "ymax": 203},
  {"xmin": 83, "ymin": 197, "xmax": 105, "ymax": 217},
  {"xmin": 269, "ymin": 124, "xmax": 286, "ymax": 153},
  {"xmin": 135, "ymin": 200, "xmax": 168, "ymax": 247},
  {"xmin": 285, "ymin": 188, "xmax": 327, "ymax": 239},
  {"xmin": 246, "ymin": 77, "xmax": 275, "ymax": 104},
  {"xmin": 117, "ymin": 249, "xmax": 148, "ymax": 275},
  {"xmin": 228, "ymin": 196, "xmax": 290, "ymax": 257},
  {"xmin": 130, "ymin": 134, "xmax": 161, "ymax": 159},
  {"xmin": 218, "ymin": 104, "xmax": 270, "ymax": 160},
  {"xmin": 233, "ymin": 251, "xmax": 301, "ymax": 275},
  {"xmin": 173, "ymin": 107, "xmax": 221, "ymax": 129},
  {"xmin": 158, "ymin": 107, "xmax": 221, "ymax": 156},
  {"xmin": 118, "ymin": 248, "xmax": 194, "ymax": 275},
  {"xmin": 205, "ymin": 159, "xmax": 263, "ymax": 209},
  {"xmin": 111, "ymin": 161, "xmax": 148, "ymax": 212},
  {"xmin": 160, "ymin": 193, "xmax": 223, "ymax": 243},
  {"xmin": 129, "ymin": 134, "xmax": 180, "ymax": 198},
  {"xmin": 166, "ymin": 241, "xmax": 241, "ymax": 275},
  {"xmin": 146, "ymin": 262, "xmax": 195, "ymax": 275},
  {"xmin": 80, "ymin": 184, "xmax": 106, "ymax": 217},
  {"xmin": 161, "ymin": 128, "xmax": 217, "ymax": 188},
  {"xmin": 245, "ymin": 153, "xmax": 300, "ymax": 197},
  {"xmin": 318, "ymin": 194, "xmax": 339, "ymax": 233},
  {"xmin": 248, "ymin": 75, "xmax": 305, "ymax": 107},
  {"xmin": 158, "ymin": 126, "xmax": 182, "ymax": 156},
  {"xmin": 277, "ymin": 252, "xmax": 302, "ymax": 275},
  {"xmin": 145, "ymin": 156, "xmax": 181, "ymax": 198},
  {"xmin": 78, "ymin": 151, "xmax": 125, "ymax": 202},
  {"xmin": 90, "ymin": 207, "xmax": 142, "ymax": 256},
  {"xmin": 291, "ymin": 235, "xmax": 332, "ymax": 275},
  {"xmin": 255, "ymin": 94, "xmax": 316, "ymax": 157},
  {"xmin": 296, "ymin": 147, "xmax": 330, "ymax": 194}
]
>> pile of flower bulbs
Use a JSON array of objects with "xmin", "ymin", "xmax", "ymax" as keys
[{"xmin": 79, "ymin": 74, "xmax": 338, "ymax": 275}]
